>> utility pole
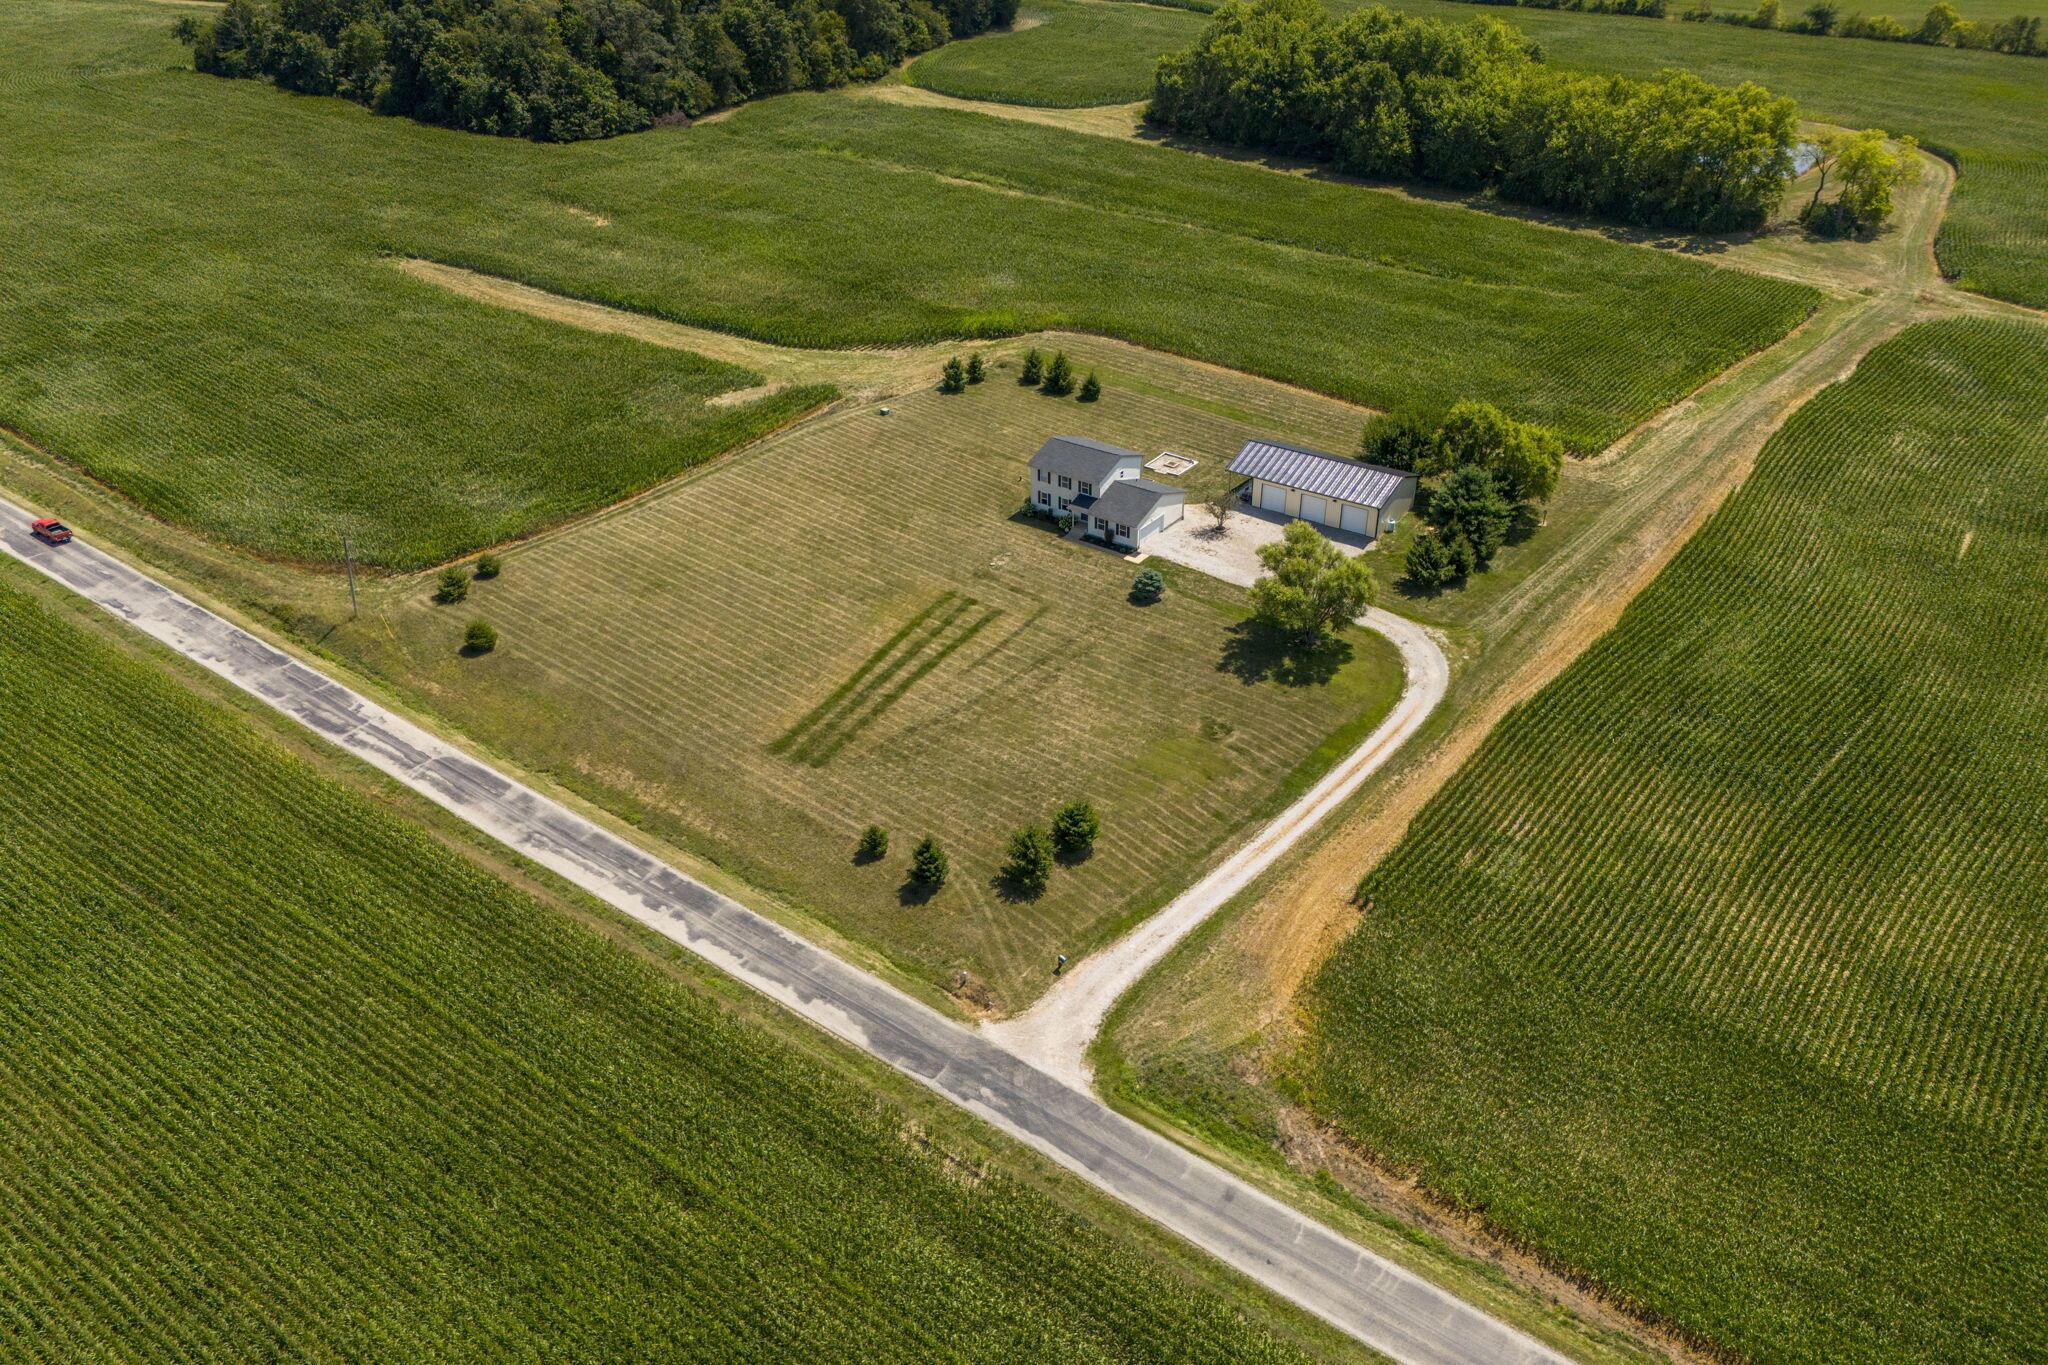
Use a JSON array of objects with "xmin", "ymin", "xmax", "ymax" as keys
[{"xmin": 342, "ymin": 533, "xmax": 358, "ymax": 620}]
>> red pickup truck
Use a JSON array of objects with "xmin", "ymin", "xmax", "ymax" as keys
[{"xmin": 30, "ymin": 517, "xmax": 73, "ymax": 545}]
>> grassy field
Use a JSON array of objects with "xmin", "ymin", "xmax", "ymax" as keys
[
  {"xmin": 0, "ymin": 557, "xmax": 1395, "ymax": 1364},
  {"xmin": 1287, "ymin": 316, "xmax": 2048, "ymax": 1363},
  {"xmin": 907, "ymin": 0, "xmax": 1206, "ymax": 106},
  {"xmin": 344, "ymin": 342, "xmax": 1401, "ymax": 1013},
  {"xmin": 0, "ymin": 0, "xmax": 1815, "ymax": 570},
  {"xmin": 1363, "ymin": 0, "xmax": 2048, "ymax": 308}
]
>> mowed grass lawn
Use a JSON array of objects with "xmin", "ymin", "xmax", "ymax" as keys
[
  {"xmin": 908, "ymin": 0, "xmax": 1208, "ymax": 106},
  {"xmin": 355, "ymin": 345, "xmax": 1400, "ymax": 1012},
  {"xmin": 1, "ymin": 0, "xmax": 1813, "ymax": 568},
  {"xmin": 0, "ymin": 562, "xmax": 1373, "ymax": 1365},
  {"xmin": 1294, "ymin": 317, "xmax": 2048, "ymax": 1363}
]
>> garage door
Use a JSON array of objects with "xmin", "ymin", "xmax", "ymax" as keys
[
  {"xmin": 1299, "ymin": 494, "xmax": 1328, "ymax": 524},
  {"xmin": 1340, "ymin": 503, "xmax": 1369, "ymax": 535},
  {"xmin": 1260, "ymin": 483, "xmax": 1288, "ymax": 513}
]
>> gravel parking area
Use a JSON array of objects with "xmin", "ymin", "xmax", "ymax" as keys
[{"xmin": 1145, "ymin": 504, "xmax": 1371, "ymax": 588}]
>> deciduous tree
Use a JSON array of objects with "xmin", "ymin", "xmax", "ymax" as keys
[{"xmin": 1250, "ymin": 521, "xmax": 1376, "ymax": 642}]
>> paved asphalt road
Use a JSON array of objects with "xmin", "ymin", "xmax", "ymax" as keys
[{"xmin": 0, "ymin": 499, "xmax": 1564, "ymax": 1365}]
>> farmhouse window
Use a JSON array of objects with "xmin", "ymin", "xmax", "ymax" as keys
[
  {"xmin": 1038, "ymin": 491, "xmax": 1051, "ymax": 507},
  {"xmin": 1058, "ymin": 475, "xmax": 1073, "ymax": 490},
  {"xmin": 1095, "ymin": 517, "xmax": 1110, "ymax": 532},
  {"xmin": 1037, "ymin": 469, "xmax": 1050, "ymax": 483},
  {"xmin": 1116, "ymin": 524, "xmax": 1132, "ymax": 539},
  {"xmin": 1079, "ymin": 481, "xmax": 1094, "ymax": 496}
]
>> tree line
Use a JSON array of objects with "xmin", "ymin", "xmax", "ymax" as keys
[
  {"xmin": 1148, "ymin": 0, "xmax": 1798, "ymax": 232},
  {"xmin": 1692, "ymin": 0, "xmax": 2044, "ymax": 56},
  {"xmin": 1448, "ymin": 0, "xmax": 2042, "ymax": 55},
  {"xmin": 174, "ymin": 0, "xmax": 1019, "ymax": 142}
]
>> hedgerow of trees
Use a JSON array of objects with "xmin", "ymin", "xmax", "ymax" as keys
[
  {"xmin": 174, "ymin": 0, "xmax": 1019, "ymax": 142},
  {"xmin": 1149, "ymin": 0, "xmax": 1798, "ymax": 232},
  {"xmin": 1690, "ymin": 0, "xmax": 2045, "ymax": 57}
]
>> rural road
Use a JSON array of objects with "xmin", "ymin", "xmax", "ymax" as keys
[
  {"xmin": 984, "ymin": 604, "xmax": 1447, "ymax": 1088},
  {"xmin": 0, "ymin": 496, "xmax": 1561, "ymax": 1365}
]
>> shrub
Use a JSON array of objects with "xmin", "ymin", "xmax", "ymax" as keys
[
  {"xmin": 966, "ymin": 353, "xmax": 986, "ymax": 384},
  {"xmin": 435, "ymin": 567, "xmax": 470, "ymax": 604},
  {"xmin": 856, "ymin": 824, "xmax": 889, "ymax": 862},
  {"xmin": 1019, "ymin": 348, "xmax": 1044, "ymax": 385},
  {"xmin": 474, "ymin": 553, "xmax": 502, "ymax": 579},
  {"xmin": 1041, "ymin": 351, "xmax": 1074, "ymax": 396},
  {"xmin": 463, "ymin": 619, "xmax": 498, "ymax": 653},
  {"xmin": 1002, "ymin": 825, "xmax": 1056, "ymax": 893},
  {"xmin": 1050, "ymin": 800, "xmax": 1100, "ymax": 858},
  {"xmin": 940, "ymin": 356, "xmax": 967, "ymax": 393},
  {"xmin": 1078, "ymin": 371, "xmax": 1102, "ymax": 402},
  {"xmin": 1131, "ymin": 568, "xmax": 1165, "ymax": 603},
  {"xmin": 909, "ymin": 836, "xmax": 949, "ymax": 889}
]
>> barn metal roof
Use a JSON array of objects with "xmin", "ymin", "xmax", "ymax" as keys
[{"xmin": 1228, "ymin": 440, "xmax": 1413, "ymax": 509}]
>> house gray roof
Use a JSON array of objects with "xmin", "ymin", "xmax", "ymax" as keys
[
  {"xmin": 1228, "ymin": 440, "xmax": 1413, "ymax": 509},
  {"xmin": 1030, "ymin": 436, "xmax": 1143, "ymax": 488},
  {"xmin": 1089, "ymin": 477, "xmax": 1183, "ymax": 528}
]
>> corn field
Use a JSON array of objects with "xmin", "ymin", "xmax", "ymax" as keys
[
  {"xmin": 0, "ymin": 566, "xmax": 1350, "ymax": 1363},
  {"xmin": 1296, "ymin": 316, "xmax": 2048, "ymax": 1364}
]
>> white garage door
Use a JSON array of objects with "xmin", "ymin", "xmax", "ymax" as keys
[
  {"xmin": 1260, "ymin": 483, "xmax": 1289, "ymax": 513},
  {"xmin": 1299, "ymin": 494, "xmax": 1328, "ymax": 524},
  {"xmin": 1340, "ymin": 503, "xmax": 1369, "ymax": 535}
]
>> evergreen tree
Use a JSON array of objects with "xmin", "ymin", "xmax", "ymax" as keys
[
  {"xmin": 1002, "ymin": 825, "xmax": 1056, "ymax": 893},
  {"xmin": 856, "ymin": 825, "xmax": 889, "ymax": 862},
  {"xmin": 1020, "ymin": 349, "xmax": 1044, "ymax": 385},
  {"xmin": 940, "ymin": 356, "xmax": 966, "ymax": 393},
  {"xmin": 909, "ymin": 836, "xmax": 949, "ymax": 889},
  {"xmin": 1130, "ymin": 568, "xmax": 1165, "ymax": 603},
  {"xmin": 1078, "ymin": 371, "xmax": 1102, "ymax": 402},
  {"xmin": 966, "ymin": 353, "xmax": 986, "ymax": 383},
  {"xmin": 1050, "ymin": 800, "xmax": 1100, "ymax": 858},
  {"xmin": 1041, "ymin": 351, "xmax": 1075, "ymax": 396}
]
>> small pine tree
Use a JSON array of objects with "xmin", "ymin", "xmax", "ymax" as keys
[
  {"xmin": 1402, "ymin": 532, "xmax": 1456, "ymax": 590},
  {"xmin": 474, "ymin": 553, "xmax": 502, "ymax": 579},
  {"xmin": 1002, "ymin": 824, "xmax": 1056, "ymax": 893},
  {"xmin": 463, "ymin": 619, "xmax": 498, "ymax": 653},
  {"xmin": 909, "ymin": 836, "xmax": 949, "ymax": 889},
  {"xmin": 1050, "ymin": 800, "xmax": 1100, "ymax": 859},
  {"xmin": 1040, "ymin": 351, "xmax": 1074, "ymax": 396},
  {"xmin": 1130, "ymin": 568, "xmax": 1164, "ymax": 603},
  {"xmin": 435, "ymin": 567, "xmax": 470, "ymax": 604},
  {"xmin": 1078, "ymin": 371, "xmax": 1101, "ymax": 402},
  {"xmin": 940, "ymin": 356, "xmax": 966, "ymax": 394},
  {"xmin": 966, "ymin": 353, "xmax": 986, "ymax": 384},
  {"xmin": 856, "ymin": 824, "xmax": 889, "ymax": 862},
  {"xmin": 1019, "ymin": 349, "xmax": 1044, "ymax": 385}
]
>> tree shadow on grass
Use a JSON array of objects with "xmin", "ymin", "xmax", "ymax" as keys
[
  {"xmin": 990, "ymin": 872, "xmax": 1048, "ymax": 904},
  {"xmin": 1055, "ymin": 843, "xmax": 1093, "ymax": 870},
  {"xmin": 1218, "ymin": 619, "xmax": 1352, "ymax": 688},
  {"xmin": 898, "ymin": 879, "xmax": 941, "ymax": 908}
]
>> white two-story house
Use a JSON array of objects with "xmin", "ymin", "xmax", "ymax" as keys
[{"xmin": 1027, "ymin": 436, "xmax": 1186, "ymax": 552}]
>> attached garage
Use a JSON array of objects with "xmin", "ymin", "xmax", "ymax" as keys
[
  {"xmin": 1088, "ymin": 477, "xmax": 1186, "ymax": 553},
  {"xmin": 1230, "ymin": 439, "xmax": 1418, "ymax": 543}
]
